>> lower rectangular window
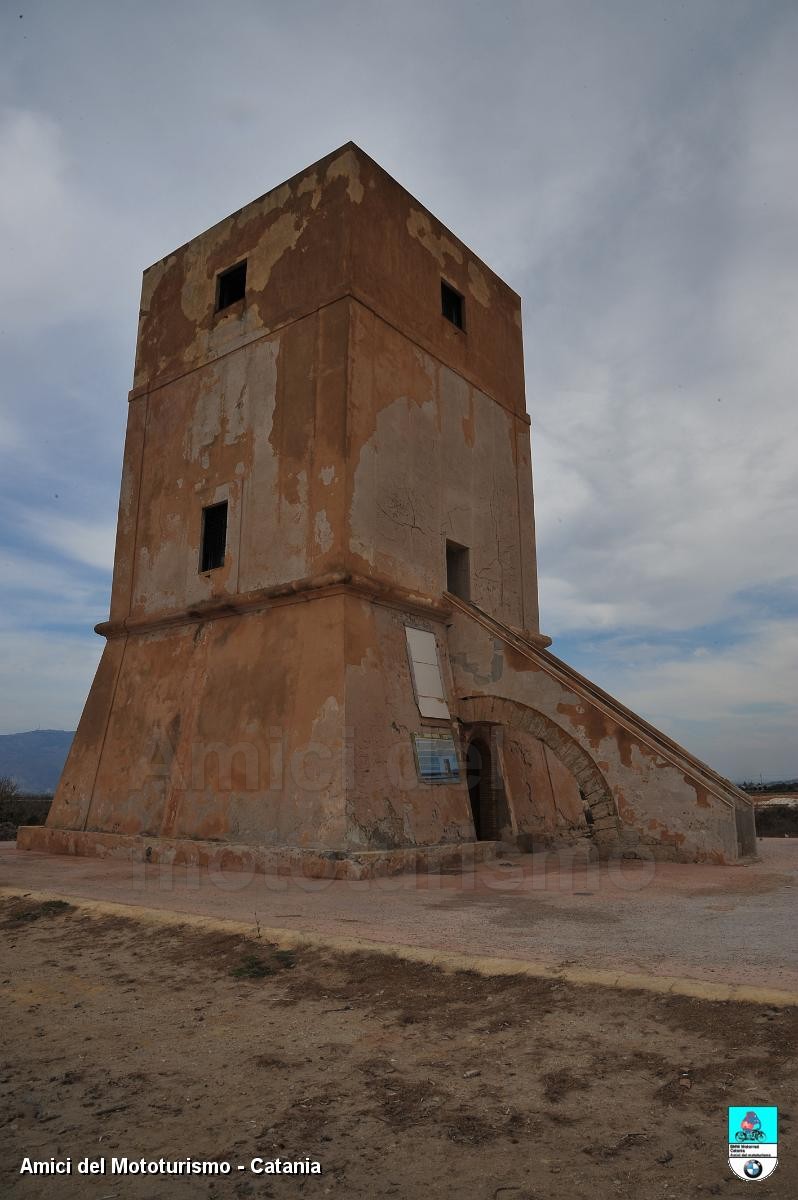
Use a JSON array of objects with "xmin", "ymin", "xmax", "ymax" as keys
[{"xmin": 200, "ymin": 500, "xmax": 228, "ymax": 572}]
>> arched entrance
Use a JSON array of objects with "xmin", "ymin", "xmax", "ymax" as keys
[
  {"xmin": 466, "ymin": 736, "xmax": 493, "ymax": 840},
  {"xmin": 458, "ymin": 696, "xmax": 619, "ymax": 849}
]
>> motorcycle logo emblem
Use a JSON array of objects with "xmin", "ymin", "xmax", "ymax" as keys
[{"xmin": 728, "ymin": 1107, "xmax": 778, "ymax": 1181}]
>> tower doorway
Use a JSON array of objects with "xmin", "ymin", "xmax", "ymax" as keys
[{"xmin": 466, "ymin": 736, "xmax": 493, "ymax": 840}]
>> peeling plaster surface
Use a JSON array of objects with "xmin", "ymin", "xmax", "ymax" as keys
[
  {"xmin": 449, "ymin": 609, "xmax": 744, "ymax": 863},
  {"xmin": 502, "ymin": 728, "xmax": 587, "ymax": 840},
  {"xmin": 45, "ymin": 143, "xmax": 748, "ymax": 866},
  {"xmin": 346, "ymin": 305, "xmax": 534, "ymax": 631},
  {"xmin": 314, "ymin": 510, "xmax": 333, "ymax": 553},
  {"xmin": 467, "ymin": 261, "xmax": 491, "ymax": 308},
  {"xmin": 50, "ymin": 597, "xmax": 349, "ymax": 850},
  {"xmin": 343, "ymin": 598, "xmax": 472, "ymax": 850},
  {"xmin": 133, "ymin": 144, "xmax": 524, "ymax": 412},
  {"xmin": 325, "ymin": 147, "xmax": 365, "ymax": 204},
  {"xmin": 406, "ymin": 208, "xmax": 464, "ymax": 270},
  {"xmin": 124, "ymin": 307, "xmax": 349, "ymax": 622}
]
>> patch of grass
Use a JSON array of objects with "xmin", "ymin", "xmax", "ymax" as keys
[
  {"xmin": 231, "ymin": 946, "xmax": 298, "ymax": 979},
  {"xmin": 4, "ymin": 898, "xmax": 74, "ymax": 925},
  {"xmin": 273, "ymin": 948, "xmax": 297, "ymax": 969},
  {"xmin": 253, "ymin": 1054, "xmax": 290, "ymax": 1069},
  {"xmin": 231, "ymin": 953, "xmax": 277, "ymax": 979},
  {"xmin": 39, "ymin": 899, "xmax": 72, "ymax": 914},
  {"xmin": 541, "ymin": 1068, "xmax": 590, "ymax": 1104}
]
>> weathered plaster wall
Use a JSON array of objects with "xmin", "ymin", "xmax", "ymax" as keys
[
  {"xmin": 49, "ymin": 591, "xmax": 479, "ymax": 854},
  {"xmin": 46, "ymin": 640, "xmax": 126, "ymax": 833},
  {"xmin": 113, "ymin": 304, "xmax": 349, "ymax": 625},
  {"xmin": 134, "ymin": 143, "xmax": 526, "ymax": 421},
  {"xmin": 343, "ymin": 596, "xmax": 474, "ymax": 849},
  {"xmin": 346, "ymin": 152, "xmax": 526, "ymax": 417},
  {"xmin": 500, "ymin": 728, "xmax": 587, "ymax": 841},
  {"xmin": 448, "ymin": 607, "xmax": 744, "ymax": 862},
  {"xmin": 123, "ymin": 140, "xmax": 540, "ymax": 634},
  {"xmin": 34, "ymin": 143, "xmax": 751, "ymax": 871},
  {"xmin": 346, "ymin": 302, "xmax": 539, "ymax": 632},
  {"xmin": 133, "ymin": 146, "xmax": 360, "ymax": 396},
  {"xmin": 120, "ymin": 291, "xmax": 540, "ymax": 636},
  {"xmin": 50, "ymin": 596, "xmax": 349, "ymax": 850}
]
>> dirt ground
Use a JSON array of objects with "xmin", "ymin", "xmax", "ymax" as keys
[{"xmin": 0, "ymin": 896, "xmax": 794, "ymax": 1199}]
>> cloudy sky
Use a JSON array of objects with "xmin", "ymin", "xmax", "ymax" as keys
[{"xmin": 1, "ymin": 1, "xmax": 796, "ymax": 781}]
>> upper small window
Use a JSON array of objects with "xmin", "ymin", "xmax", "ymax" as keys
[
  {"xmin": 216, "ymin": 260, "xmax": 247, "ymax": 311},
  {"xmin": 441, "ymin": 280, "xmax": 464, "ymax": 330},
  {"xmin": 200, "ymin": 501, "xmax": 228, "ymax": 572},
  {"xmin": 446, "ymin": 540, "xmax": 470, "ymax": 600}
]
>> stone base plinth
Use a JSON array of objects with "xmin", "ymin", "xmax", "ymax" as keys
[{"xmin": 16, "ymin": 826, "xmax": 500, "ymax": 880}]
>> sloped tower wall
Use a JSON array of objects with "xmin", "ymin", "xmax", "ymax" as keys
[{"xmin": 19, "ymin": 144, "xmax": 754, "ymax": 875}]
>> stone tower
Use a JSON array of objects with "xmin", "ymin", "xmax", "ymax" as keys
[{"xmin": 20, "ymin": 144, "xmax": 755, "ymax": 875}]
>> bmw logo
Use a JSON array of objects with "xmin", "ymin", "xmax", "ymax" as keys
[{"xmin": 744, "ymin": 1160, "xmax": 764, "ymax": 1179}]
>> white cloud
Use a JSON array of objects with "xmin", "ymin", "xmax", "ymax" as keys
[
  {"xmin": 0, "ymin": 629, "xmax": 101, "ymax": 734},
  {"xmin": 529, "ymin": 12, "xmax": 798, "ymax": 649},
  {"xmin": 0, "ymin": 107, "xmax": 146, "ymax": 336},
  {"xmin": 592, "ymin": 618, "xmax": 798, "ymax": 781},
  {"xmin": 0, "ymin": 409, "xmax": 21, "ymax": 452},
  {"xmin": 24, "ymin": 512, "xmax": 116, "ymax": 573}
]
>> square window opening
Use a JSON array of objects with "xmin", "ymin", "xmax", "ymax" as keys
[
  {"xmin": 441, "ymin": 280, "xmax": 464, "ymax": 329},
  {"xmin": 216, "ymin": 260, "xmax": 247, "ymax": 311},
  {"xmin": 446, "ymin": 540, "xmax": 470, "ymax": 600},
  {"xmin": 200, "ymin": 501, "xmax": 228, "ymax": 572}
]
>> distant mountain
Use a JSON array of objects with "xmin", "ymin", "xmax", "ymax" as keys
[{"xmin": 0, "ymin": 730, "xmax": 75, "ymax": 794}]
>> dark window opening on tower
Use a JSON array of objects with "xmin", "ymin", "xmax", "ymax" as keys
[
  {"xmin": 441, "ymin": 280, "xmax": 464, "ymax": 329},
  {"xmin": 200, "ymin": 501, "xmax": 228, "ymax": 572},
  {"xmin": 446, "ymin": 540, "xmax": 470, "ymax": 600},
  {"xmin": 216, "ymin": 260, "xmax": 247, "ymax": 311}
]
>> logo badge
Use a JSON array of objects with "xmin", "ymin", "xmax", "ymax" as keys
[{"xmin": 728, "ymin": 1107, "xmax": 778, "ymax": 1181}]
